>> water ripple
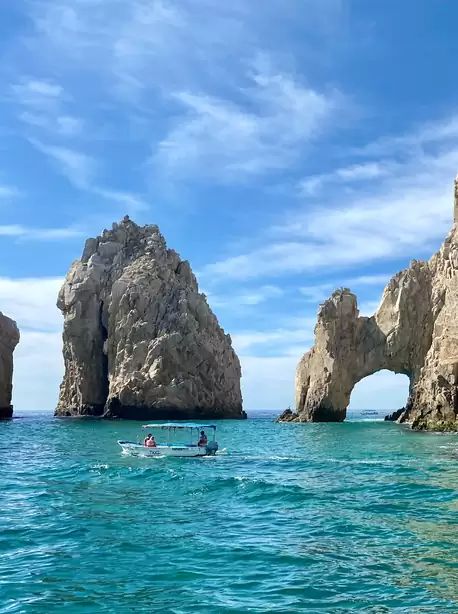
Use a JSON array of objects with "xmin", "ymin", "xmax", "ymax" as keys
[{"xmin": 0, "ymin": 413, "xmax": 457, "ymax": 612}]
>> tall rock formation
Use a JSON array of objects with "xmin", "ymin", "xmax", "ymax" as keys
[
  {"xmin": 0, "ymin": 313, "xmax": 20, "ymax": 418},
  {"xmin": 56, "ymin": 217, "xmax": 245, "ymax": 419},
  {"xmin": 284, "ymin": 182, "xmax": 458, "ymax": 431}
]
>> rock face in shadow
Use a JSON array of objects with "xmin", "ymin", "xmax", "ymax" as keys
[
  {"xmin": 0, "ymin": 313, "xmax": 20, "ymax": 418},
  {"xmin": 56, "ymin": 217, "xmax": 245, "ymax": 420},
  {"xmin": 288, "ymin": 182, "xmax": 458, "ymax": 431}
]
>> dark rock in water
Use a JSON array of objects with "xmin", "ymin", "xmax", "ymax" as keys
[
  {"xmin": 276, "ymin": 408, "xmax": 298, "ymax": 422},
  {"xmin": 56, "ymin": 217, "xmax": 244, "ymax": 420},
  {"xmin": 0, "ymin": 406, "xmax": 13, "ymax": 419},
  {"xmin": 384, "ymin": 408, "xmax": 405, "ymax": 422},
  {"xmin": 0, "ymin": 312, "xmax": 19, "ymax": 419}
]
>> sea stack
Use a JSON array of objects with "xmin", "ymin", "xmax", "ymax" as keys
[
  {"xmin": 56, "ymin": 217, "xmax": 245, "ymax": 419},
  {"xmin": 0, "ymin": 312, "xmax": 20, "ymax": 418},
  {"xmin": 282, "ymin": 180, "xmax": 458, "ymax": 431}
]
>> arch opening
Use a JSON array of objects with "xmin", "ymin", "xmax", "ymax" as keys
[{"xmin": 347, "ymin": 369, "xmax": 411, "ymax": 419}]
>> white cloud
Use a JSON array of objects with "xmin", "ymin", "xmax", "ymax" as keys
[
  {"xmin": 299, "ymin": 274, "xmax": 391, "ymax": 303},
  {"xmin": 56, "ymin": 115, "xmax": 84, "ymax": 136},
  {"xmin": 156, "ymin": 69, "xmax": 338, "ymax": 179},
  {"xmin": 206, "ymin": 284, "xmax": 283, "ymax": 309},
  {"xmin": 13, "ymin": 331, "xmax": 63, "ymax": 412},
  {"xmin": 27, "ymin": 140, "xmax": 145, "ymax": 213},
  {"xmin": 232, "ymin": 315, "xmax": 315, "ymax": 355},
  {"xmin": 0, "ymin": 185, "xmax": 21, "ymax": 199},
  {"xmin": 299, "ymin": 162, "xmax": 391, "ymax": 195},
  {"xmin": 0, "ymin": 277, "xmax": 65, "ymax": 411},
  {"xmin": 203, "ymin": 117, "xmax": 458, "ymax": 281},
  {"xmin": 94, "ymin": 188, "xmax": 148, "ymax": 213},
  {"xmin": 11, "ymin": 78, "xmax": 64, "ymax": 106},
  {"xmin": 0, "ymin": 225, "xmax": 83, "ymax": 241},
  {"xmin": 0, "ymin": 277, "xmax": 63, "ymax": 331},
  {"xmin": 29, "ymin": 139, "xmax": 95, "ymax": 189},
  {"xmin": 240, "ymin": 355, "xmax": 297, "ymax": 410}
]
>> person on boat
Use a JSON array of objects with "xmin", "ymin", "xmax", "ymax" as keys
[
  {"xmin": 197, "ymin": 430, "xmax": 208, "ymax": 447},
  {"xmin": 146, "ymin": 435, "xmax": 157, "ymax": 448},
  {"xmin": 144, "ymin": 434, "xmax": 152, "ymax": 446}
]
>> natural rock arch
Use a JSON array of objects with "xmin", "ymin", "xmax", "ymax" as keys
[{"xmin": 281, "ymin": 182, "xmax": 458, "ymax": 430}]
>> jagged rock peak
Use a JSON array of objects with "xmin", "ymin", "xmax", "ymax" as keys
[
  {"xmin": 0, "ymin": 312, "xmax": 20, "ymax": 419},
  {"xmin": 286, "ymin": 181, "xmax": 458, "ymax": 431},
  {"xmin": 56, "ymin": 217, "xmax": 245, "ymax": 420}
]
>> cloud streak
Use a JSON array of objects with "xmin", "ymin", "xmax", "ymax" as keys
[
  {"xmin": 203, "ymin": 115, "xmax": 458, "ymax": 281},
  {"xmin": 155, "ymin": 67, "xmax": 339, "ymax": 180}
]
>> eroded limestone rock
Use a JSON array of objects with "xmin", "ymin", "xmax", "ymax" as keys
[
  {"xmin": 0, "ymin": 313, "xmax": 20, "ymax": 418},
  {"xmin": 56, "ymin": 217, "xmax": 245, "ymax": 419},
  {"xmin": 290, "ymin": 184, "xmax": 458, "ymax": 431}
]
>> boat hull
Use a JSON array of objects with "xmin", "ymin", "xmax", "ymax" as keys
[{"xmin": 118, "ymin": 441, "xmax": 215, "ymax": 457}]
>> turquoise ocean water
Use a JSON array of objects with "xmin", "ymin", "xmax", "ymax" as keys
[{"xmin": 1, "ymin": 411, "xmax": 457, "ymax": 613}]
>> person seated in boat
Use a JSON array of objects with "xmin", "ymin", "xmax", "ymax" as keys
[
  {"xmin": 144, "ymin": 434, "xmax": 157, "ymax": 447},
  {"xmin": 197, "ymin": 430, "xmax": 208, "ymax": 447}
]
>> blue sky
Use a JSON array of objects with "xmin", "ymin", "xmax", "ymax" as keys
[{"xmin": 0, "ymin": 0, "xmax": 456, "ymax": 411}]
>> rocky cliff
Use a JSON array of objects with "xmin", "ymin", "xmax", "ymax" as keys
[
  {"xmin": 0, "ymin": 313, "xmax": 20, "ymax": 418},
  {"xmin": 56, "ymin": 217, "xmax": 245, "ymax": 419},
  {"xmin": 283, "ymin": 183, "xmax": 458, "ymax": 431}
]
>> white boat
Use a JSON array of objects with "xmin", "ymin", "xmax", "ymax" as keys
[{"xmin": 118, "ymin": 423, "xmax": 219, "ymax": 458}]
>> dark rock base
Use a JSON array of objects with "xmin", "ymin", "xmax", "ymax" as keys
[
  {"xmin": 0, "ymin": 405, "xmax": 13, "ymax": 419},
  {"xmin": 56, "ymin": 398, "xmax": 247, "ymax": 420},
  {"xmin": 277, "ymin": 406, "xmax": 346, "ymax": 423},
  {"xmin": 55, "ymin": 404, "xmax": 105, "ymax": 417}
]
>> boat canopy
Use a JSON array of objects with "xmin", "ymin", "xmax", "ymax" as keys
[{"xmin": 142, "ymin": 423, "xmax": 217, "ymax": 430}]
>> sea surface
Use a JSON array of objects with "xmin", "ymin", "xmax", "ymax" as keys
[{"xmin": 1, "ymin": 410, "xmax": 457, "ymax": 613}]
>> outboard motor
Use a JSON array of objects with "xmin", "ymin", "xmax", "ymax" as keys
[{"xmin": 205, "ymin": 441, "xmax": 218, "ymax": 455}]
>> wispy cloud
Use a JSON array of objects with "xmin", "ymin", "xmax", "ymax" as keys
[
  {"xmin": 29, "ymin": 139, "xmax": 95, "ymax": 189},
  {"xmin": 206, "ymin": 285, "xmax": 283, "ymax": 309},
  {"xmin": 232, "ymin": 315, "xmax": 315, "ymax": 355},
  {"xmin": 20, "ymin": 0, "xmax": 344, "ymax": 185},
  {"xmin": 11, "ymin": 77, "xmax": 64, "ymax": 107},
  {"xmin": 300, "ymin": 161, "xmax": 391, "ymax": 195},
  {"xmin": 155, "ymin": 66, "xmax": 339, "ymax": 180},
  {"xmin": 299, "ymin": 273, "xmax": 391, "ymax": 303},
  {"xmin": 0, "ymin": 276, "xmax": 63, "ymax": 331},
  {"xmin": 0, "ymin": 224, "xmax": 83, "ymax": 241},
  {"xmin": 0, "ymin": 185, "xmax": 21, "ymax": 199},
  {"xmin": 28, "ymin": 139, "xmax": 147, "ymax": 212},
  {"xmin": 203, "ymin": 114, "xmax": 458, "ymax": 281}
]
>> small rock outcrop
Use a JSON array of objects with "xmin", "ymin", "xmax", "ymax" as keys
[
  {"xmin": 289, "ymin": 181, "xmax": 458, "ymax": 431},
  {"xmin": 0, "ymin": 313, "xmax": 20, "ymax": 418},
  {"xmin": 384, "ymin": 408, "xmax": 405, "ymax": 422},
  {"xmin": 56, "ymin": 217, "xmax": 245, "ymax": 420}
]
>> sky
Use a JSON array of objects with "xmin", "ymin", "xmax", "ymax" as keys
[{"xmin": 0, "ymin": 0, "xmax": 457, "ymax": 411}]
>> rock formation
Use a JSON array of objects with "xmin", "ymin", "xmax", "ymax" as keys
[
  {"xmin": 285, "ymin": 181, "xmax": 458, "ymax": 431},
  {"xmin": 56, "ymin": 217, "xmax": 245, "ymax": 420},
  {"xmin": 0, "ymin": 313, "xmax": 20, "ymax": 418}
]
